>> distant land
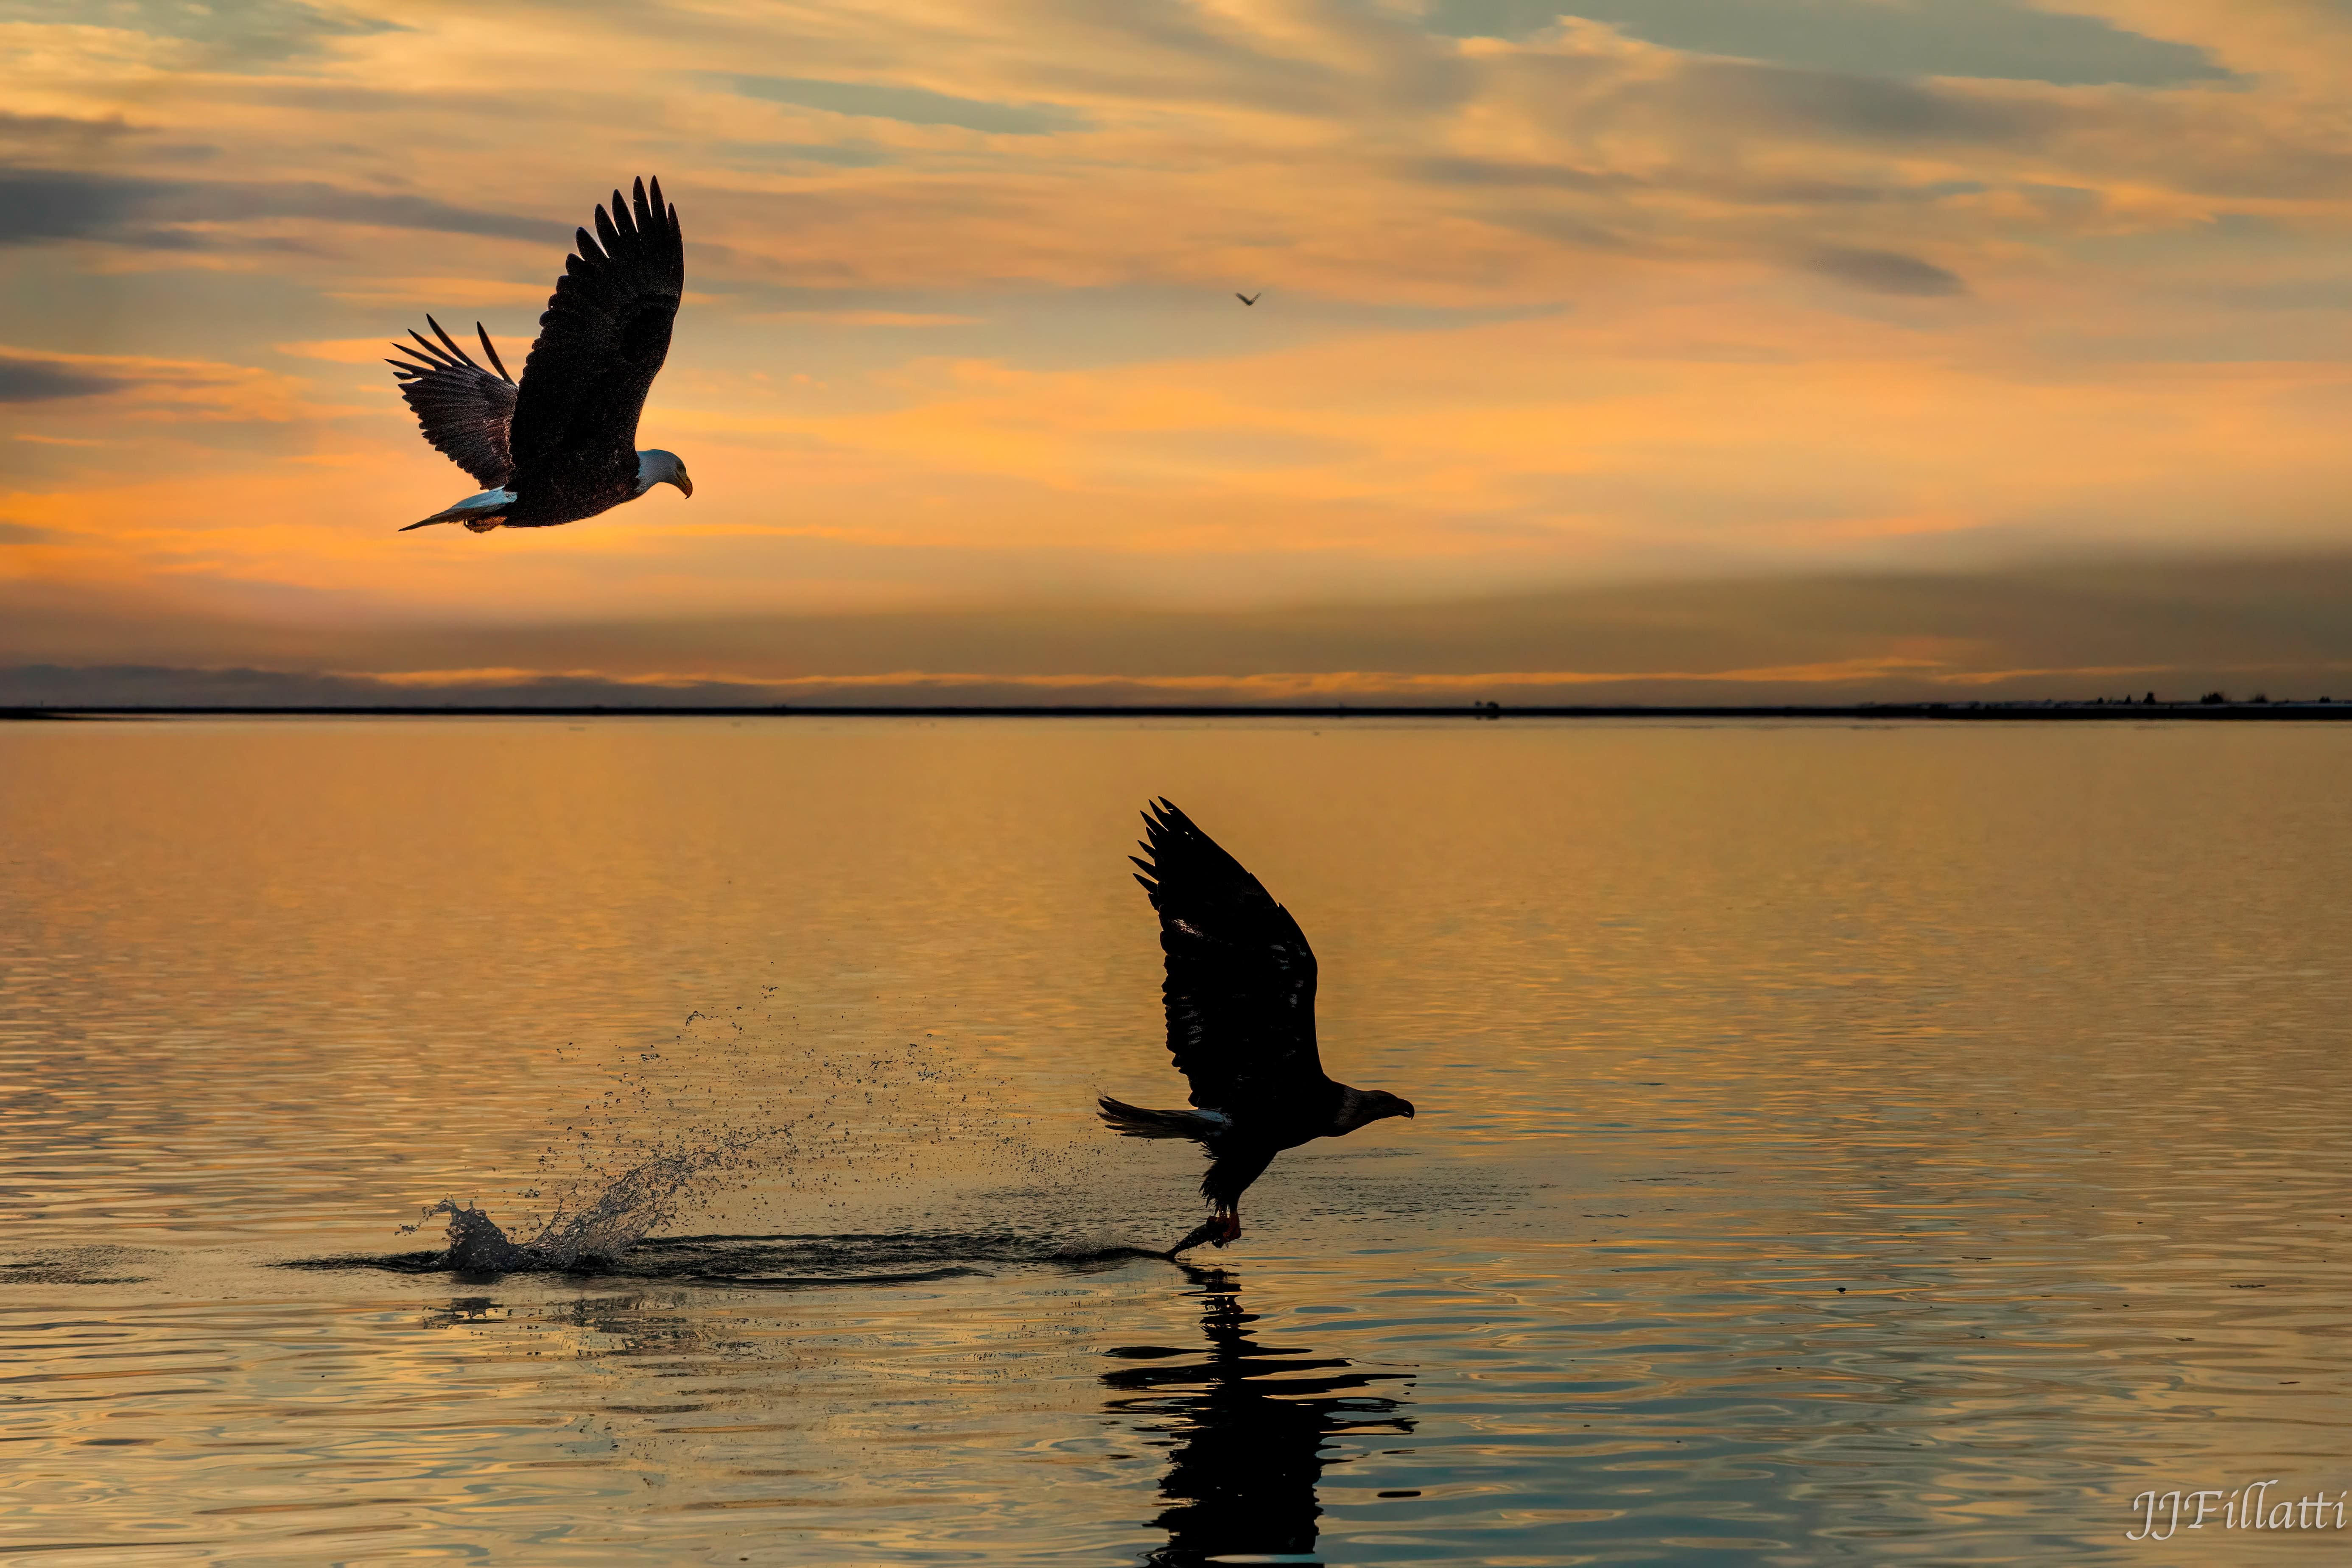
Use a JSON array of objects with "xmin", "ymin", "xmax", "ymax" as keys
[
  {"xmin": 22, "ymin": 562, "xmax": 2352, "ymax": 712},
  {"xmin": 10, "ymin": 700, "xmax": 2352, "ymax": 721}
]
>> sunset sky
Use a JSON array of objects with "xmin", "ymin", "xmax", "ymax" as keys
[{"xmin": 7, "ymin": 0, "xmax": 2352, "ymax": 702}]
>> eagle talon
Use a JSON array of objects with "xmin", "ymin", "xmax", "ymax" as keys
[{"xmin": 1166, "ymin": 1218, "xmax": 1224, "ymax": 1258}]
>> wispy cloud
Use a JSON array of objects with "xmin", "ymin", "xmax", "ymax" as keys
[
  {"xmin": 0, "ymin": 347, "xmax": 324, "ymax": 420},
  {"xmin": 0, "ymin": 352, "xmax": 116, "ymax": 401},
  {"xmin": 1802, "ymin": 246, "xmax": 1968, "ymax": 297},
  {"xmin": 1426, "ymin": 0, "xmax": 2232, "ymax": 87},
  {"xmin": 744, "ymin": 310, "xmax": 984, "ymax": 327},
  {"xmin": 0, "ymin": 169, "xmax": 551, "ymax": 250},
  {"xmin": 722, "ymin": 74, "xmax": 1088, "ymax": 135},
  {"xmin": 0, "ymin": 0, "xmax": 400, "ymax": 67}
]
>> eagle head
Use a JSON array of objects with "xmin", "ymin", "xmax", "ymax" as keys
[
  {"xmin": 636, "ymin": 449, "xmax": 694, "ymax": 499},
  {"xmin": 1334, "ymin": 1086, "xmax": 1416, "ymax": 1134}
]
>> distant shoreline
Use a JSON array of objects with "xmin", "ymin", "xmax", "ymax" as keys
[{"xmin": 9, "ymin": 702, "xmax": 2352, "ymax": 722}]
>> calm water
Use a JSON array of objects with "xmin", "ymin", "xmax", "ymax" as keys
[{"xmin": 3, "ymin": 718, "xmax": 2348, "ymax": 1563}]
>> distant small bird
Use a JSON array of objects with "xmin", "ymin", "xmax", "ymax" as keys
[
  {"xmin": 1100, "ymin": 800, "xmax": 1415, "ymax": 1256},
  {"xmin": 388, "ymin": 176, "xmax": 691, "ymax": 533},
  {"xmin": 1235, "ymin": 292, "xmax": 1260, "ymax": 306}
]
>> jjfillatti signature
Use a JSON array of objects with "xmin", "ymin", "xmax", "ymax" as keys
[{"xmin": 2128, "ymin": 1481, "xmax": 2347, "ymax": 1541}]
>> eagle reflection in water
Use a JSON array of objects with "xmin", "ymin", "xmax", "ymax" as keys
[{"xmin": 1103, "ymin": 1269, "xmax": 1414, "ymax": 1565}]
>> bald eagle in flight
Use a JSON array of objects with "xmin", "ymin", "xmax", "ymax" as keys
[
  {"xmin": 388, "ymin": 176, "xmax": 691, "ymax": 533},
  {"xmin": 1101, "ymin": 800, "xmax": 1415, "ymax": 1256}
]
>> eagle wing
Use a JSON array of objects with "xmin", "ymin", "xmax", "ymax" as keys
[
  {"xmin": 387, "ymin": 316, "xmax": 517, "ymax": 489},
  {"xmin": 506, "ymin": 176, "xmax": 683, "ymax": 481},
  {"xmin": 1131, "ymin": 799, "xmax": 1324, "ymax": 1113}
]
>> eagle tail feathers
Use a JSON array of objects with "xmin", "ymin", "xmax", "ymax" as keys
[
  {"xmin": 401, "ymin": 487, "xmax": 515, "ymax": 533},
  {"xmin": 1096, "ymin": 1096, "xmax": 1224, "ymax": 1141}
]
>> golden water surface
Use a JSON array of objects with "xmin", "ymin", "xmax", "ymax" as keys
[{"xmin": 3, "ymin": 717, "xmax": 2347, "ymax": 1563}]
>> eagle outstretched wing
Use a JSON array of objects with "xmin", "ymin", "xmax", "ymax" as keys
[
  {"xmin": 506, "ymin": 176, "xmax": 683, "ymax": 479},
  {"xmin": 387, "ymin": 316, "xmax": 517, "ymax": 489},
  {"xmin": 1132, "ymin": 799, "xmax": 1324, "ymax": 1113}
]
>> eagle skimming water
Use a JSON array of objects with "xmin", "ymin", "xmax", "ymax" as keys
[
  {"xmin": 1100, "ymin": 800, "xmax": 1415, "ymax": 1256},
  {"xmin": 388, "ymin": 176, "xmax": 691, "ymax": 532}
]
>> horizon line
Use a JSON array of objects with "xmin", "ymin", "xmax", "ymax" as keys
[{"xmin": 9, "ymin": 700, "xmax": 2351, "ymax": 722}]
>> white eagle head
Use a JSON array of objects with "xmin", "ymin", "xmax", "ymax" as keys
[{"xmin": 635, "ymin": 449, "xmax": 694, "ymax": 499}]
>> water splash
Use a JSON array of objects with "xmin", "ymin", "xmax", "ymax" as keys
[
  {"xmin": 380, "ymin": 988, "xmax": 1039, "ymax": 1274},
  {"xmin": 402, "ymin": 1141, "xmax": 734, "ymax": 1272},
  {"xmin": 406, "ymin": 1200, "xmax": 534, "ymax": 1272}
]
